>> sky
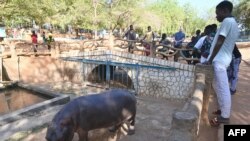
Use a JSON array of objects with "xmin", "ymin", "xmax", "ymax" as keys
[{"xmin": 177, "ymin": 0, "xmax": 239, "ymax": 17}]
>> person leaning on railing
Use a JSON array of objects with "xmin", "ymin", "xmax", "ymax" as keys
[
  {"xmin": 173, "ymin": 28, "xmax": 185, "ymax": 61},
  {"xmin": 157, "ymin": 33, "xmax": 172, "ymax": 59},
  {"xmin": 193, "ymin": 24, "xmax": 217, "ymax": 64},
  {"xmin": 141, "ymin": 26, "xmax": 155, "ymax": 56},
  {"xmin": 124, "ymin": 25, "xmax": 137, "ymax": 53},
  {"xmin": 158, "ymin": 33, "xmax": 171, "ymax": 52}
]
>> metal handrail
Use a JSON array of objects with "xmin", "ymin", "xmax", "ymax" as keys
[{"xmin": 61, "ymin": 57, "xmax": 176, "ymax": 71}]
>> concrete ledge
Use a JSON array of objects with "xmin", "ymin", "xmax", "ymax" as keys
[
  {"xmin": 0, "ymin": 83, "xmax": 70, "ymax": 126},
  {"xmin": 0, "ymin": 81, "xmax": 18, "ymax": 89},
  {"xmin": 18, "ymin": 83, "xmax": 62, "ymax": 97},
  {"xmin": 168, "ymin": 73, "xmax": 205, "ymax": 141},
  {"xmin": 0, "ymin": 105, "xmax": 64, "ymax": 141}
]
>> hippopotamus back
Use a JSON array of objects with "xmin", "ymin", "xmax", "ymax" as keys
[{"xmin": 46, "ymin": 89, "xmax": 136, "ymax": 141}]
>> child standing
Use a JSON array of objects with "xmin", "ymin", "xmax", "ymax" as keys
[
  {"xmin": 31, "ymin": 31, "xmax": 38, "ymax": 52},
  {"xmin": 47, "ymin": 32, "xmax": 54, "ymax": 51},
  {"xmin": 142, "ymin": 26, "xmax": 155, "ymax": 56}
]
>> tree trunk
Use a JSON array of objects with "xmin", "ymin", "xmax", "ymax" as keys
[{"xmin": 75, "ymin": 28, "xmax": 79, "ymax": 38}]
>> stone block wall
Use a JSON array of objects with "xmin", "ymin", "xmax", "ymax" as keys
[
  {"xmin": 168, "ymin": 73, "xmax": 206, "ymax": 141},
  {"xmin": 3, "ymin": 49, "xmax": 196, "ymax": 99},
  {"xmin": 61, "ymin": 50, "xmax": 196, "ymax": 99}
]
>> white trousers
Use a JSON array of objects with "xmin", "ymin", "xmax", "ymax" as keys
[{"xmin": 213, "ymin": 62, "xmax": 231, "ymax": 118}]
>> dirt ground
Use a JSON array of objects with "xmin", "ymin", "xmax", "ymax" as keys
[
  {"xmin": 197, "ymin": 95, "xmax": 218, "ymax": 141},
  {"xmin": 197, "ymin": 47, "xmax": 250, "ymax": 141}
]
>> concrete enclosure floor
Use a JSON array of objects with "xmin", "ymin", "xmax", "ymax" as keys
[
  {"xmin": 0, "ymin": 84, "xmax": 185, "ymax": 141},
  {"xmin": 6, "ymin": 95, "xmax": 184, "ymax": 141}
]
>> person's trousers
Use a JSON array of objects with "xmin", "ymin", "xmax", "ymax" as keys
[
  {"xmin": 213, "ymin": 62, "xmax": 231, "ymax": 118},
  {"xmin": 143, "ymin": 43, "xmax": 150, "ymax": 56},
  {"xmin": 128, "ymin": 41, "xmax": 135, "ymax": 53},
  {"xmin": 227, "ymin": 57, "xmax": 241, "ymax": 91},
  {"xmin": 174, "ymin": 51, "xmax": 180, "ymax": 62},
  {"xmin": 33, "ymin": 44, "xmax": 37, "ymax": 52}
]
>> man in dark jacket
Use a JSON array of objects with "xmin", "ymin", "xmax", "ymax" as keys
[{"xmin": 124, "ymin": 25, "xmax": 136, "ymax": 53}]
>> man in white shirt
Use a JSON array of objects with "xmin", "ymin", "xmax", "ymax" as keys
[
  {"xmin": 204, "ymin": 1, "xmax": 239, "ymax": 126},
  {"xmin": 194, "ymin": 25, "xmax": 212, "ymax": 63}
]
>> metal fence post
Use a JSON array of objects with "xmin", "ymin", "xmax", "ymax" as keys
[
  {"xmin": 18, "ymin": 56, "xmax": 20, "ymax": 81},
  {"xmin": 0, "ymin": 56, "xmax": 2, "ymax": 82},
  {"xmin": 135, "ymin": 63, "xmax": 139, "ymax": 94},
  {"xmin": 150, "ymin": 41, "xmax": 156, "ymax": 57},
  {"xmin": 106, "ymin": 61, "xmax": 111, "ymax": 85}
]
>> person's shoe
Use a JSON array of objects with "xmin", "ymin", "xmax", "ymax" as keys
[
  {"xmin": 212, "ymin": 109, "xmax": 221, "ymax": 115},
  {"xmin": 230, "ymin": 90, "xmax": 236, "ymax": 95},
  {"xmin": 210, "ymin": 115, "xmax": 230, "ymax": 127}
]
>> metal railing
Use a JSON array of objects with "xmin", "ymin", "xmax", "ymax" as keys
[
  {"xmin": 3, "ymin": 38, "xmax": 200, "ymax": 64},
  {"xmin": 113, "ymin": 39, "xmax": 200, "ymax": 62},
  {"xmin": 61, "ymin": 57, "xmax": 176, "ymax": 92}
]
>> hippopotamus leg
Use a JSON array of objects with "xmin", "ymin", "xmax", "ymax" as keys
[
  {"xmin": 77, "ymin": 128, "xmax": 88, "ymax": 141},
  {"xmin": 109, "ymin": 114, "xmax": 136, "ymax": 135},
  {"xmin": 66, "ymin": 132, "xmax": 74, "ymax": 141},
  {"xmin": 109, "ymin": 123, "xmax": 122, "ymax": 133},
  {"xmin": 127, "ymin": 115, "xmax": 136, "ymax": 135}
]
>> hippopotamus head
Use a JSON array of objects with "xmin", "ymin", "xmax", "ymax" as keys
[{"xmin": 45, "ymin": 120, "xmax": 74, "ymax": 141}]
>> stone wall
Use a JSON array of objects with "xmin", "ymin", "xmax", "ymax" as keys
[
  {"xmin": 168, "ymin": 73, "xmax": 206, "ymax": 141},
  {"xmin": 3, "ymin": 50, "xmax": 196, "ymax": 99},
  {"xmin": 61, "ymin": 50, "xmax": 196, "ymax": 99}
]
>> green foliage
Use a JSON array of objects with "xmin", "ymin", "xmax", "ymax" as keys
[
  {"xmin": 234, "ymin": 0, "xmax": 250, "ymax": 30},
  {"xmin": 0, "ymin": 0, "xmax": 214, "ymax": 36},
  {"xmin": 147, "ymin": 0, "xmax": 208, "ymax": 36}
]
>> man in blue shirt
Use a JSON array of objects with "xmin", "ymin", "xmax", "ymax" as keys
[{"xmin": 173, "ymin": 28, "xmax": 185, "ymax": 61}]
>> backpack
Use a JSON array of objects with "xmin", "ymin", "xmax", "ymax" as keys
[{"xmin": 200, "ymin": 36, "xmax": 212, "ymax": 58}]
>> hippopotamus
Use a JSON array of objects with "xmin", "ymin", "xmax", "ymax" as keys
[{"xmin": 45, "ymin": 89, "xmax": 136, "ymax": 141}]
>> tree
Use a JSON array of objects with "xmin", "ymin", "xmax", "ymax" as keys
[
  {"xmin": 234, "ymin": 0, "xmax": 250, "ymax": 30},
  {"xmin": 96, "ymin": 0, "xmax": 144, "ymax": 30},
  {"xmin": 148, "ymin": 0, "xmax": 208, "ymax": 36},
  {"xmin": 0, "ymin": 0, "xmax": 56, "ymax": 27},
  {"xmin": 0, "ymin": 0, "xmax": 214, "ymax": 37}
]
